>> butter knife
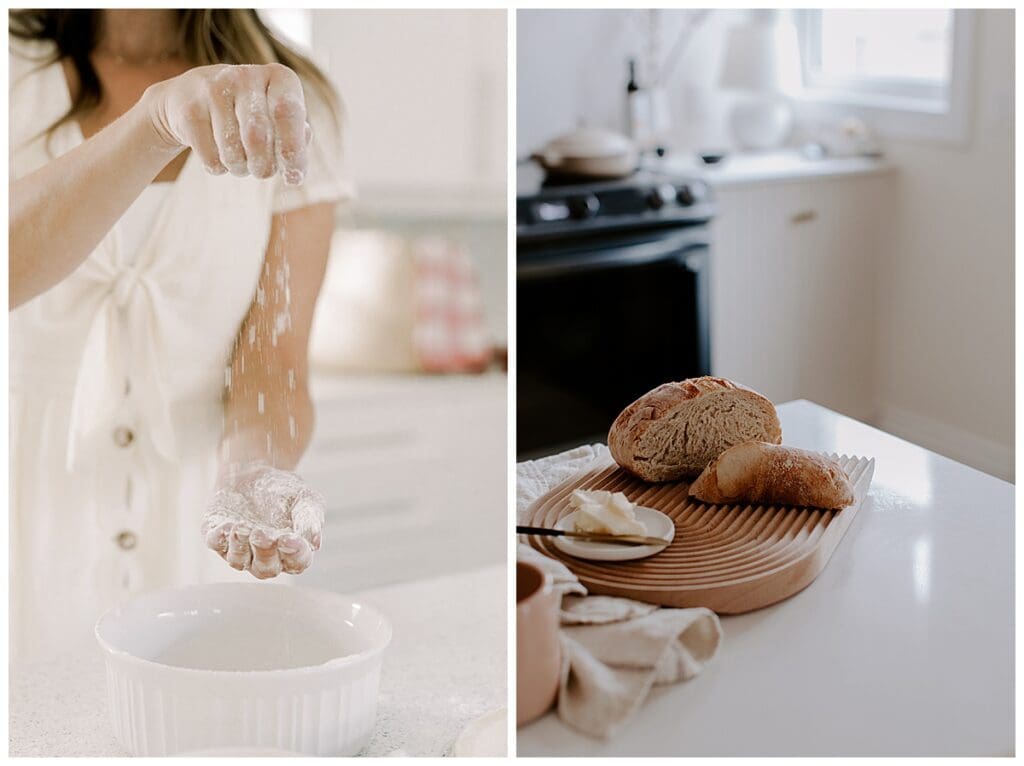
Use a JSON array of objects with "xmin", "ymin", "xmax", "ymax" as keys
[{"xmin": 516, "ymin": 525, "xmax": 670, "ymax": 547}]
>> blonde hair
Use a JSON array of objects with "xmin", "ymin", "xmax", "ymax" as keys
[{"xmin": 10, "ymin": 9, "xmax": 340, "ymax": 137}]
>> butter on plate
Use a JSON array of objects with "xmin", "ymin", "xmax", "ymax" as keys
[{"xmin": 569, "ymin": 489, "xmax": 646, "ymax": 536}]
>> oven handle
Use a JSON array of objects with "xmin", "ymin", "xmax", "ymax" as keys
[{"xmin": 517, "ymin": 231, "xmax": 710, "ymax": 279}]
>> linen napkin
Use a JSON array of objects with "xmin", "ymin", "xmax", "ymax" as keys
[
  {"xmin": 516, "ymin": 443, "xmax": 611, "ymax": 524},
  {"xmin": 517, "ymin": 447, "xmax": 724, "ymax": 740}
]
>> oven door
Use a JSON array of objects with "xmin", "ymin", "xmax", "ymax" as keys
[{"xmin": 517, "ymin": 228, "xmax": 711, "ymax": 458}]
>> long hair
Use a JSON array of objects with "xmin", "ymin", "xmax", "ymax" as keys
[{"xmin": 9, "ymin": 9, "xmax": 340, "ymax": 137}]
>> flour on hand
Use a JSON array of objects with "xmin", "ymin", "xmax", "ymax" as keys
[{"xmin": 203, "ymin": 461, "xmax": 325, "ymax": 579}]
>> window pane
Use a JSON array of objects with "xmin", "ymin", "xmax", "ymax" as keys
[{"xmin": 817, "ymin": 10, "xmax": 952, "ymax": 83}]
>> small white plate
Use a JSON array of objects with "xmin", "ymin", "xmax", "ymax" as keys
[
  {"xmin": 452, "ymin": 707, "xmax": 507, "ymax": 757},
  {"xmin": 553, "ymin": 507, "xmax": 675, "ymax": 561}
]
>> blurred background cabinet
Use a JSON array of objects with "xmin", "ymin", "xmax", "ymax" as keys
[
  {"xmin": 703, "ymin": 158, "xmax": 895, "ymax": 423},
  {"xmin": 310, "ymin": 9, "xmax": 507, "ymax": 218},
  {"xmin": 308, "ymin": 9, "xmax": 508, "ymax": 347},
  {"xmin": 295, "ymin": 372, "xmax": 506, "ymax": 592}
]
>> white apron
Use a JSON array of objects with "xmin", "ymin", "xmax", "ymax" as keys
[{"xmin": 9, "ymin": 37, "xmax": 352, "ymax": 660}]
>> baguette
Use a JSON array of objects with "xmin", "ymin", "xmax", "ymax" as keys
[
  {"xmin": 608, "ymin": 377, "xmax": 782, "ymax": 482},
  {"xmin": 688, "ymin": 441, "xmax": 854, "ymax": 509}
]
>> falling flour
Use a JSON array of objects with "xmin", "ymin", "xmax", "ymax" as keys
[{"xmin": 218, "ymin": 205, "xmax": 298, "ymax": 466}]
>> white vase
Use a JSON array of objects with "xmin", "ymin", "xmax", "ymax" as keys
[{"xmin": 729, "ymin": 97, "xmax": 793, "ymax": 151}]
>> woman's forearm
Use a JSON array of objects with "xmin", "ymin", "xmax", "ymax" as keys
[
  {"xmin": 217, "ymin": 201, "xmax": 332, "ymax": 484},
  {"xmin": 220, "ymin": 378, "xmax": 315, "ymax": 475},
  {"xmin": 10, "ymin": 62, "xmax": 313, "ymax": 311},
  {"xmin": 10, "ymin": 98, "xmax": 180, "ymax": 308}
]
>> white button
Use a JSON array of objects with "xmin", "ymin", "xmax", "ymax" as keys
[
  {"xmin": 113, "ymin": 426, "xmax": 134, "ymax": 448},
  {"xmin": 115, "ymin": 531, "xmax": 137, "ymax": 551}
]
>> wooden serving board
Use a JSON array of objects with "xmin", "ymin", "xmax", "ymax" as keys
[{"xmin": 523, "ymin": 454, "xmax": 875, "ymax": 614}]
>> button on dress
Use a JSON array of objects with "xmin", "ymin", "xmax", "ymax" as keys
[{"xmin": 9, "ymin": 37, "xmax": 353, "ymax": 660}]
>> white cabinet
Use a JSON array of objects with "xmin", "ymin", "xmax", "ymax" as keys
[
  {"xmin": 293, "ymin": 372, "xmax": 507, "ymax": 592},
  {"xmin": 309, "ymin": 10, "xmax": 507, "ymax": 217},
  {"xmin": 708, "ymin": 165, "xmax": 894, "ymax": 421}
]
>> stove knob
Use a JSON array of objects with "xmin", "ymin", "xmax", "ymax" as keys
[
  {"xmin": 568, "ymin": 194, "xmax": 600, "ymax": 220},
  {"xmin": 678, "ymin": 181, "xmax": 708, "ymax": 206},
  {"xmin": 647, "ymin": 184, "xmax": 676, "ymax": 211}
]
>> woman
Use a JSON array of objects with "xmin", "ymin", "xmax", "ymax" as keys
[{"xmin": 9, "ymin": 9, "xmax": 350, "ymax": 660}]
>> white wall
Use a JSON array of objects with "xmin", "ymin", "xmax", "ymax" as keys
[
  {"xmin": 517, "ymin": 9, "xmax": 745, "ymax": 158},
  {"xmin": 517, "ymin": 9, "xmax": 1014, "ymax": 479}
]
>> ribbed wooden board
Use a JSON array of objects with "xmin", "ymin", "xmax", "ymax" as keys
[{"xmin": 523, "ymin": 454, "xmax": 875, "ymax": 614}]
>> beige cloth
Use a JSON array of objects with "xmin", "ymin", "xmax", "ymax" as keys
[{"xmin": 517, "ymin": 447, "xmax": 723, "ymax": 739}]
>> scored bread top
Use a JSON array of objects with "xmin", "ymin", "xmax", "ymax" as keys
[{"xmin": 608, "ymin": 377, "xmax": 782, "ymax": 482}]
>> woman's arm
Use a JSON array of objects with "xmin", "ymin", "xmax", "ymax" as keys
[
  {"xmin": 10, "ymin": 63, "xmax": 310, "ymax": 309},
  {"xmin": 205, "ymin": 201, "xmax": 335, "ymax": 578},
  {"xmin": 222, "ymin": 202, "xmax": 333, "ymax": 469},
  {"xmin": 10, "ymin": 102, "xmax": 180, "ymax": 307}
]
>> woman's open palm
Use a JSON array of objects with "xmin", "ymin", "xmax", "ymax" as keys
[{"xmin": 203, "ymin": 462, "xmax": 325, "ymax": 579}]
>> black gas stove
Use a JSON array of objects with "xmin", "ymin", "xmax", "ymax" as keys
[
  {"xmin": 517, "ymin": 163, "xmax": 716, "ymax": 458},
  {"xmin": 517, "ymin": 164, "xmax": 714, "ymax": 246}
]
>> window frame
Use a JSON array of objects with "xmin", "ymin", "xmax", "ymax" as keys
[{"xmin": 791, "ymin": 9, "xmax": 975, "ymax": 145}]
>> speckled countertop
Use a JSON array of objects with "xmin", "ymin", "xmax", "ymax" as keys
[{"xmin": 9, "ymin": 564, "xmax": 507, "ymax": 757}]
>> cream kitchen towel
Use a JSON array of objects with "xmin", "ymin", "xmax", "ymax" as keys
[
  {"xmin": 558, "ymin": 607, "xmax": 721, "ymax": 739},
  {"xmin": 516, "ymin": 443, "xmax": 610, "ymax": 523},
  {"xmin": 517, "ymin": 447, "xmax": 724, "ymax": 740},
  {"xmin": 518, "ymin": 542, "xmax": 722, "ymax": 738}
]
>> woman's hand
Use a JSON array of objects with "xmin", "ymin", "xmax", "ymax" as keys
[
  {"xmin": 142, "ymin": 63, "xmax": 311, "ymax": 184},
  {"xmin": 202, "ymin": 461, "xmax": 324, "ymax": 579}
]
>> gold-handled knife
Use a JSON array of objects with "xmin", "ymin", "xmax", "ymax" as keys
[{"xmin": 516, "ymin": 525, "xmax": 670, "ymax": 547}]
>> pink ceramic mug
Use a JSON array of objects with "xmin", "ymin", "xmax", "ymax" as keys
[{"xmin": 516, "ymin": 561, "xmax": 561, "ymax": 726}]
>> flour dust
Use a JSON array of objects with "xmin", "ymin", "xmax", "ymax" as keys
[{"xmin": 222, "ymin": 214, "xmax": 299, "ymax": 464}]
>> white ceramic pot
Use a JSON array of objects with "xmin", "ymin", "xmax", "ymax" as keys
[
  {"xmin": 532, "ymin": 128, "xmax": 638, "ymax": 179},
  {"xmin": 95, "ymin": 583, "xmax": 392, "ymax": 756}
]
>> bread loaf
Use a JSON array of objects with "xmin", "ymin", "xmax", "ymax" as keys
[
  {"xmin": 608, "ymin": 377, "xmax": 782, "ymax": 482},
  {"xmin": 689, "ymin": 441, "xmax": 854, "ymax": 509}
]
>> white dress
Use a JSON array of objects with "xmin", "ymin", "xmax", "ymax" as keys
[{"xmin": 9, "ymin": 37, "xmax": 353, "ymax": 661}]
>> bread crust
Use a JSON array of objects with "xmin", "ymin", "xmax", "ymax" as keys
[
  {"xmin": 689, "ymin": 441, "xmax": 854, "ymax": 509},
  {"xmin": 608, "ymin": 377, "xmax": 782, "ymax": 482}
]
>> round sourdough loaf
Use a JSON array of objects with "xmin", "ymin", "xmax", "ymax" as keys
[{"xmin": 608, "ymin": 377, "xmax": 782, "ymax": 482}]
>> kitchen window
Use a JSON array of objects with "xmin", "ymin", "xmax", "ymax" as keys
[{"xmin": 793, "ymin": 9, "xmax": 975, "ymax": 144}]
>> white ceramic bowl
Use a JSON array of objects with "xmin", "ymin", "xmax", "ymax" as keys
[{"xmin": 95, "ymin": 582, "xmax": 391, "ymax": 756}]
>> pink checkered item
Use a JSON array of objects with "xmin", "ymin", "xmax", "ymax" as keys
[{"xmin": 411, "ymin": 236, "xmax": 492, "ymax": 373}]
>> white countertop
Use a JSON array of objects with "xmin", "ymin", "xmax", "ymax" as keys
[
  {"xmin": 654, "ymin": 149, "xmax": 893, "ymax": 187},
  {"xmin": 9, "ymin": 564, "xmax": 507, "ymax": 757},
  {"xmin": 518, "ymin": 401, "xmax": 1014, "ymax": 757}
]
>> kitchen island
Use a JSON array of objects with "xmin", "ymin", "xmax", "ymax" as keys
[
  {"xmin": 518, "ymin": 401, "xmax": 1014, "ymax": 756},
  {"xmin": 9, "ymin": 564, "xmax": 506, "ymax": 757}
]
